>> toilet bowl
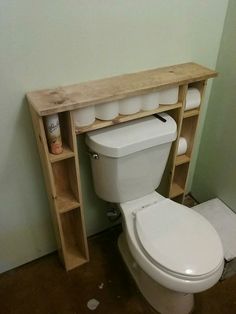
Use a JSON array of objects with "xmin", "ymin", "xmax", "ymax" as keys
[
  {"xmin": 86, "ymin": 115, "xmax": 224, "ymax": 314},
  {"xmin": 118, "ymin": 191, "xmax": 224, "ymax": 313}
]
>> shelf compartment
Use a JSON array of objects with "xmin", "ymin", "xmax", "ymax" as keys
[
  {"xmin": 44, "ymin": 111, "xmax": 75, "ymax": 158},
  {"xmin": 60, "ymin": 208, "xmax": 88, "ymax": 270},
  {"xmin": 180, "ymin": 115, "xmax": 198, "ymax": 158},
  {"xmin": 76, "ymin": 102, "xmax": 182, "ymax": 134},
  {"xmin": 171, "ymin": 194, "xmax": 184, "ymax": 204},
  {"xmin": 55, "ymin": 190, "xmax": 80, "ymax": 213},
  {"xmin": 52, "ymin": 158, "xmax": 80, "ymax": 213},
  {"xmin": 170, "ymin": 163, "xmax": 190, "ymax": 198},
  {"xmin": 170, "ymin": 182, "xmax": 184, "ymax": 198},
  {"xmin": 175, "ymin": 154, "xmax": 191, "ymax": 166}
]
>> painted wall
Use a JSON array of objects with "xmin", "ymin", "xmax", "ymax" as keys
[
  {"xmin": 0, "ymin": 0, "xmax": 228, "ymax": 273},
  {"xmin": 191, "ymin": 0, "xmax": 236, "ymax": 211}
]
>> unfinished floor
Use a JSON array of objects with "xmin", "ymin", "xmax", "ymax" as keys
[{"xmin": 1, "ymin": 225, "xmax": 236, "ymax": 314}]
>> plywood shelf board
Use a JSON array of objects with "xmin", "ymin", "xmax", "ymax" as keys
[
  {"xmin": 183, "ymin": 109, "xmax": 200, "ymax": 118},
  {"xmin": 27, "ymin": 63, "xmax": 217, "ymax": 116},
  {"xmin": 55, "ymin": 190, "xmax": 80, "ymax": 213},
  {"xmin": 76, "ymin": 102, "xmax": 182, "ymax": 134},
  {"xmin": 49, "ymin": 144, "xmax": 75, "ymax": 163},
  {"xmin": 175, "ymin": 154, "xmax": 191, "ymax": 166}
]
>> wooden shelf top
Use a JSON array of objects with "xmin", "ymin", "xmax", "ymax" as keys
[{"xmin": 27, "ymin": 62, "xmax": 217, "ymax": 116}]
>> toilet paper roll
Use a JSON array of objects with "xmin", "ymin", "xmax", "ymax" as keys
[
  {"xmin": 73, "ymin": 106, "xmax": 95, "ymax": 127},
  {"xmin": 95, "ymin": 101, "xmax": 119, "ymax": 120},
  {"xmin": 185, "ymin": 88, "xmax": 201, "ymax": 111},
  {"xmin": 159, "ymin": 86, "xmax": 179, "ymax": 105},
  {"xmin": 177, "ymin": 137, "xmax": 188, "ymax": 156},
  {"xmin": 141, "ymin": 92, "xmax": 160, "ymax": 111},
  {"xmin": 119, "ymin": 96, "xmax": 142, "ymax": 115}
]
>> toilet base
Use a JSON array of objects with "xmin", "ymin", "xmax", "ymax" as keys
[{"xmin": 118, "ymin": 233, "xmax": 194, "ymax": 314}]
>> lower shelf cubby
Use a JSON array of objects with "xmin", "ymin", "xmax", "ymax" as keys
[
  {"xmin": 180, "ymin": 115, "xmax": 198, "ymax": 158},
  {"xmin": 170, "ymin": 163, "xmax": 189, "ymax": 198},
  {"xmin": 60, "ymin": 208, "xmax": 88, "ymax": 270},
  {"xmin": 52, "ymin": 158, "xmax": 80, "ymax": 213}
]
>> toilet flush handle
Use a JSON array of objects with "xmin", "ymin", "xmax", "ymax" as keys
[{"xmin": 88, "ymin": 151, "xmax": 99, "ymax": 160}]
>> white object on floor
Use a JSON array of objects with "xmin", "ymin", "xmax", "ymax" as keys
[
  {"xmin": 185, "ymin": 88, "xmax": 201, "ymax": 111},
  {"xmin": 193, "ymin": 198, "xmax": 236, "ymax": 262},
  {"xmin": 177, "ymin": 137, "xmax": 188, "ymax": 156},
  {"xmin": 87, "ymin": 299, "xmax": 100, "ymax": 310}
]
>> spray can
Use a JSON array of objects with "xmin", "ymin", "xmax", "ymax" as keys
[{"xmin": 45, "ymin": 114, "xmax": 63, "ymax": 155}]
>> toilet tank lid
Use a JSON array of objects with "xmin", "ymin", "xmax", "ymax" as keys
[{"xmin": 85, "ymin": 113, "xmax": 177, "ymax": 157}]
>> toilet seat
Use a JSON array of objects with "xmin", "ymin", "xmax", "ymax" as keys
[
  {"xmin": 135, "ymin": 198, "xmax": 223, "ymax": 279},
  {"xmin": 120, "ymin": 192, "xmax": 224, "ymax": 293}
]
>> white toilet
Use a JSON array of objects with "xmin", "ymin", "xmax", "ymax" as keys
[{"xmin": 86, "ymin": 113, "xmax": 224, "ymax": 314}]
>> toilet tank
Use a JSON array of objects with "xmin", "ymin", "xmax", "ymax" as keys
[{"xmin": 86, "ymin": 113, "xmax": 177, "ymax": 203}]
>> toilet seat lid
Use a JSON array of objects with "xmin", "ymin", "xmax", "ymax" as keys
[{"xmin": 135, "ymin": 199, "xmax": 223, "ymax": 277}]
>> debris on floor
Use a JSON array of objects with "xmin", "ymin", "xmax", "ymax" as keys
[
  {"xmin": 87, "ymin": 299, "xmax": 100, "ymax": 311},
  {"xmin": 98, "ymin": 282, "xmax": 104, "ymax": 289}
]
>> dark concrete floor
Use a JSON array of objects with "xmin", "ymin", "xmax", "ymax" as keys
[{"xmin": 1, "ymin": 226, "xmax": 236, "ymax": 314}]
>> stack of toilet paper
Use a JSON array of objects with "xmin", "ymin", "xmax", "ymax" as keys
[
  {"xmin": 185, "ymin": 88, "xmax": 201, "ymax": 111},
  {"xmin": 72, "ymin": 86, "xmax": 180, "ymax": 127}
]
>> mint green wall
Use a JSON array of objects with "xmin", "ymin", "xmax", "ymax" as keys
[
  {"xmin": 191, "ymin": 0, "xmax": 236, "ymax": 211},
  {"xmin": 0, "ymin": 1, "xmax": 228, "ymax": 273}
]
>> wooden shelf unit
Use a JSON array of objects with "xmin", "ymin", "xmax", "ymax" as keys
[
  {"xmin": 27, "ymin": 63, "xmax": 217, "ymax": 271},
  {"xmin": 29, "ymin": 108, "xmax": 89, "ymax": 271}
]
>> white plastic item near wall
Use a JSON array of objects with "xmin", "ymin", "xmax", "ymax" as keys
[
  {"xmin": 95, "ymin": 101, "xmax": 119, "ymax": 120},
  {"xmin": 119, "ymin": 96, "xmax": 142, "ymax": 115},
  {"xmin": 185, "ymin": 88, "xmax": 201, "ymax": 111},
  {"xmin": 73, "ymin": 106, "xmax": 95, "ymax": 127},
  {"xmin": 142, "ymin": 92, "xmax": 160, "ymax": 111},
  {"xmin": 159, "ymin": 86, "xmax": 179, "ymax": 105}
]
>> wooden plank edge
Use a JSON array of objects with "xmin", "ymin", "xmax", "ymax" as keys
[{"xmin": 26, "ymin": 62, "xmax": 218, "ymax": 116}]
